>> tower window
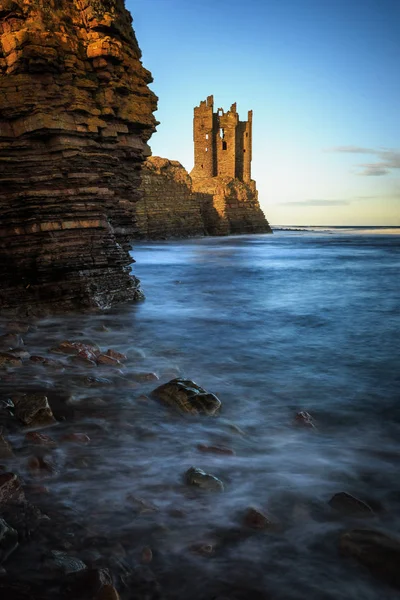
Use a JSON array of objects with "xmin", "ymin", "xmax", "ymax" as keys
[
  {"xmin": 246, "ymin": 133, "xmax": 248, "ymax": 137},
  {"xmin": 222, "ymin": 141, "xmax": 227, "ymax": 150},
  {"xmin": 220, "ymin": 128, "xmax": 225, "ymax": 139},
  {"xmin": 205, "ymin": 147, "xmax": 208, "ymax": 152},
  {"xmin": 243, "ymin": 149, "xmax": 246, "ymax": 153},
  {"xmin": 205, "ymin": 134, "xmax": 209, "ymax": 140}
]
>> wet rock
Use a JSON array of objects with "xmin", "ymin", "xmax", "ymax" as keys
[
  {"xmin": 51, "ymin": 340, "xmax": 100, "ymax": 358},
  {"xmin": 0, "ymin": 353, "xmax": 22, "ymax": 368},
  {"xmin": 25, "ymin": 431, "xmax": 57, "ymax": 448},
  {"xmin": 124, "ymin": 566, "xmax": 162, "ymax": 600},
  {"xmin": 71, "ymin": 354, "xmax": 97, "ymax": 367},
  {"xmin": 106, "ymin": 349, "xmax": 127, "ymax": 362},
  {"xmin": 27, "ymin": 456, "xmax": 57, "ymax": 478},
  {"xmin": 185, "ymin": 467, "xmax": 224, "ymax": 492},
  {"xmin": 126, "ymin": 495, "xmax": 159, "ymax": 514},
  {"xmin": 329, "ymin": 492, "xmax": 375, "ymax": 517},
  {"xmin": 82, "ymin": 376, "xmax": 112, "ymax": 388},
  {"xmin": 61, "ymin": 433, "xmax": 90, "ymax": 445},
  {"xmin": 97, "ymin": 354, "xmax": 122, "ymax": 367},
  {"xmin": 152, "ymin": 378, "xmax": 221, "ymax": 415},
  {"xmin": 0, "ymin": 430, "xmax": 13, "ymax": 459},
  {"xmin": 7, "ymin": 348, "xmax": 30, "ymax": 361},
  {"xmin": 140, "ymin": 546, "xmax": 153, "ymax": 564},
  {"xmin": 197, "ymin": 444, "xmax": 235, "ymax": 456},
  {"xmin": 30, "ymin": 356, "xmax": 65, "ymax": 370},
  {"xmin": 12, "ymin": 393, "xmax": 56, "ymax": 428},
  {"xmin": 243, "ymin": 507, "xmax": 273, "ymax": 530},
  {"xmin": 44, "ymin": 550, "xmax": 87, "ymax": 575},
  {"xmin": 294, "ymin": 411, "xmax": 317, "ymax": 429},
  {"xmin": 0, "ymin": 473, "xmax": 25, "ymax": 505},
  {"xmin": 189, "ymin": 542, "xmax": 215, "ymax": 557},
  {"xmin": 0, "ymin": 518, "xmax": 18, "ymax": 564},
  {"xmin": 66, "ymin": 567, "xmax": 113, "ymax": 598},
  {"xmin": 0, "ymin": 334, "xmax": 24, "ymax": 350},
  {"xmin": 5, "ymin": 322, "xmax": 31, "ymax": 334},
  {"xmin": 339, "ymin": 529, "xmax": 400, "ymax": 589},
  {"xmin": 0, "ymin": 501, "xmax": 47, "ymax": 541},
  {"xmin": 96, "ymin": 584, "xmax": 120, "ymax": 600},
  {"xmin": 133, "ymin": 372, "xmax": 159, "ymax": 383}
]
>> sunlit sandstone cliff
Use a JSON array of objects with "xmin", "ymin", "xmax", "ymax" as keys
[{"xmin": 0, "ymin": 0, "xmax": 157, "ymax": 312}]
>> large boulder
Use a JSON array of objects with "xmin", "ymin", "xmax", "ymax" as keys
[{"xmin": 151, "ymin": 378, "xmax": 221, "ymax": 415}]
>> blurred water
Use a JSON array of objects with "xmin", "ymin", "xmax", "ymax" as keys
[{"xmin": 2, "ymin": 229, "xmax": 400, "ymax": 599}]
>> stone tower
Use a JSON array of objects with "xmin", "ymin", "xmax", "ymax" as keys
[{"xmin": 190, "ymin": 96, "xmax": 252, "ymax": 183}]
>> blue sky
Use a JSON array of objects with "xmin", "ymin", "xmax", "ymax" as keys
[{"xmin": 129, "ymin": 0, "xmax": 400, "ymax": 225}]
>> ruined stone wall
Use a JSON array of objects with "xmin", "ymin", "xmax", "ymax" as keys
[
  {"xmin": 137, "ymin": 157, "xmax": 272, "ymax": 239},
  {"xmin": 137, "ymin": 157, "xmax": 206, "ymax": 239},
  {"xmin": 0, "ymin": 0, "xmax": 157, "ymax": 313}
]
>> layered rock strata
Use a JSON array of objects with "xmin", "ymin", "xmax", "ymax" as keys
[
  {"xmin": 137, "ymin": 157, "xmax": 206, "ymax": 238},
  {"xmin": 0, "ymin": 0, "xmax": 157, "ymax": 312},
  {"xmin": 138, "ymin": 157, "xmax": 271, "ymax": 239}
]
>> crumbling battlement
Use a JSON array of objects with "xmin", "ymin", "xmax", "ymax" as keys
[{"xmin": 190, "ymin": 95, "xmax": 252, "ymax": 183}]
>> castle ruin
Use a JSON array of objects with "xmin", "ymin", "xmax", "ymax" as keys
[
  {"xmin": 190, "ymin": 95, "xmax": 252, "ymax": 183},
  {"xmin": 137, "ymin": 96, "xmax": 272, "ymax": 238}
]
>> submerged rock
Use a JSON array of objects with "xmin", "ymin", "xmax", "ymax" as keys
[
  {"xmin": 329, "ymin": 492, "xmax": 375, "ymax": 517},
  {"xmin": 197, "ymin": 444, "xmax": 235, "ymax": 456},
  {"xmin": 294, "ymin": 411, "xmax": 317, "ymax": 429},
  {"xmin": 185, "ymin": 467, "xmax": 224, "ymax": 492},
  {"xmin": 340, "ymin": 529, "xmax": 400, "ymax": 589},
  {"xmin": 152, "ymin": 378, "xmax": 221, "ymax": 415},
  {"xmin": 44, "ymin": 550, "xmax": 87, "ymax": 575},
  {"xmin": 25, "ymin": 431, "xmax": 57, "ymax": 448},
  {"xmin": 0, "ymin": 353, "xmax": 22, "ymax": 369},
  {"xmin": 0, "ymin": 518, "xmax": 18, "ymax": 564},
  {"xmin": 0, "ymin": 473, "xmax": 25, "ymax": 505},
  {"xmin": 243, "ymin": 507, "xmax": 274, "ymax": 530},
  {"xmin": 12, "ymin": 393, "xmax": 56, "ymax": 428},
  {"xmin": 0, "ymin": 430, "xmax": 13, "ymax": 458}
]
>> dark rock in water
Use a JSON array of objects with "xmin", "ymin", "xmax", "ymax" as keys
[
  {"xmin": 0, "ymin": 353, "xmax": 22, "ymax": 368},
  {"xmin": 152, "ymin": 378, "xmax": 221, "ymax": 415},
  {"xmin": 1, "ymin": 501, "xmax": 47, "ymax": 541},
  {"xmin": 0, "ymin": 473, "xmax": 25, "ymax": 505},
  {"xmin": 123, "ymin": 565, "xmax": 162, "ymax": 600},
  {"xmin": 44, "ymin": 550, "xmax": 87, "ymax": 575},
  {"xmin": 185, "ymin": 467, "xmax": 224, "ymax": 492},
  {"xmin": 339, "ymin": 529, "xmax": 400, "ymax": 589},
  {"xmin": 0, "ymin": 430, "xmax": 13, "ymax": 458},
  {"xmin": 243, "ymin": 507, "xmax": 273, "ymax": 530},
  {"xmin": 106, "ymin": 349, "xmax": 127, "ymax": 363},
  {"xmin": 12, "ymin": 393, "xmax": 56, "ymax": 428},
  {"xmin": 294, "ymin": 411, "xmax": 317, "ymax": 429},
  {"xmin": 82, "ymin": 376, "xmax": 112, "ymax": 388},
  {"xmin": 96, "ymin": 354, "xmax": 122, "ymax": 367},
  {"xmin": 5, "ymin": 322, "xmax": 31, "ymax": 334},
  {"xmin": 0, "ymin": 334, "xmax": 24, "ymax": 350},
  {"xmin": 197, "ymin": 444, "xmax": 235, "ymax": 456},
  {"xmin": 329, "ymin": 492, "xmax": 375, "ymax": 517},
  {"xmin": 66, "ymin": 567, "xmax": 113, "ymax": 598},
  {"xmin": 25, "ymin": 431, "xmax": 57, "ymax": 448},
  {"xmin": 30, "ymin": 356, "xmax": 64, "ymax": 370},
  {"xmin": 0, "ymin": 518, "xmax": 18, "ymax": 563},
  {"xmin": 96, "ymin": 584, "xmax": 120, "ymax": 600}
]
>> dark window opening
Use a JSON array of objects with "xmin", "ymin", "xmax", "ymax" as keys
[
  {"xmin": 246, "ymin": 133, "xmax": 248, "ymax": 137},
  {"xmin": 201, "ymin": 164, "xmax": 203, "ymax": 169},
  {"xmin": 222, "ymin": 141, "xmax": 227, "ymax": 150},
  {"xmin": 243, "ymin": 149, "xmax": 246, "ymax": 153}
]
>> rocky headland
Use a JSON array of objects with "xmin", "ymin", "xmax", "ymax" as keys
[
  {"xmin": 137, "ymin": 156, "xmax": 272, "ymax": 239},
  {"xmin": 0, "ymin": 0, "xmax": 157, "ymax": 314}
]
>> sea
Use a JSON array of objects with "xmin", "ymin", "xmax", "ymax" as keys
[{"xmin": 2, "ymin": 226, "xmax": 400, "ymax": 599}]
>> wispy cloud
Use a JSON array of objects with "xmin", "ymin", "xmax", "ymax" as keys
[
  {"xmin": 281, "ymin": 199, "xmax": 350, "ymax": 206},
  {"xmin": 327, "ymin": 146, "xmax": 400, "ymax": 177}
]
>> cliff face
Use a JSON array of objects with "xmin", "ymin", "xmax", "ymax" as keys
[
  {"xmin": 192, "ymin": 176, "xmax": 272, "ymax": 236},
  {"xmin": 0, "ymin": 0, "xmax": 157, "ymax": 312},
  {"xmin": 137, "ymin": 157, "xmax": 206, "ymax": 239},
  {"xmin": 138, "ymin": 158, "xmax": 271, "ymax": 239}
]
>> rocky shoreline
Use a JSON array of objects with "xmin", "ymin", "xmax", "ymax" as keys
[{"xmin": 0, "ymin": 318, "xmax": 399, "ymax": 599}]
